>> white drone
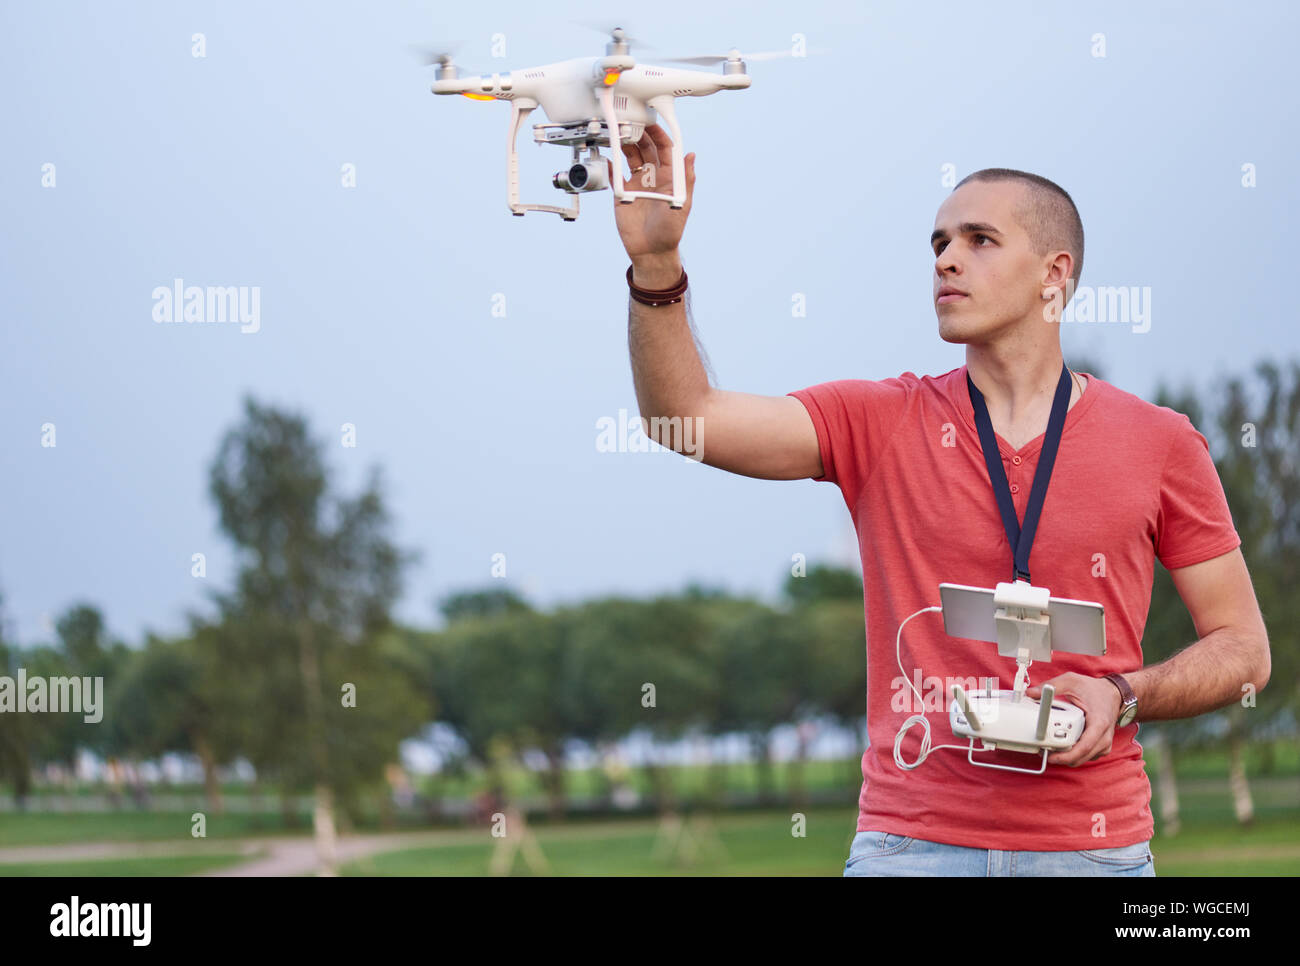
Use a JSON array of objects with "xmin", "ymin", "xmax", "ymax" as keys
[{"xmin": 425, "ymin": 28, "xmax": 799, "ymax": 220}]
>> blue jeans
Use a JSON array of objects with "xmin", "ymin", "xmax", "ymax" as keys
[{"xmin": 843, "ymin": 829, "xmax": 1156, "ymax": 876}]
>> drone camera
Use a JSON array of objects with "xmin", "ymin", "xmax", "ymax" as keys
[{"xmin": 553, "ymin": 159, "xmax": 608, "ymax": 193}]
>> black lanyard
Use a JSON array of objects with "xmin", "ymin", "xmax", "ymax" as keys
[{"xmin": 966, "ymin": 362, "xmax": 1072, "ymax": 584}]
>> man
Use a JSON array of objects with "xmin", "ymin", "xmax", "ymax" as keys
[{"xmin": 609, "ymin": 125, "xmax": 1270, "ymax": 876}]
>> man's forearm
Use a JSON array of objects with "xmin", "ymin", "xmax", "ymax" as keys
[
  {"xmin": 628, "ymin": 250, "xmax": 712, "ymax": 421},
  {"xmin": 1129, "ymin": 627, "xmax": 1270, "ymax": 720}
]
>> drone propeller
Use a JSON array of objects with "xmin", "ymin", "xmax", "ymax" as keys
[
  {"xmin": 409, "ymin": 40, "xmax": 458, "ymax": 66},
  {"xmin": 410, "ymin": 44, "xmax": 487, "ymax": 78},
  {"xmin": 570, "ymin": 20, "xmax": 649, "ymax": 49},
  {"xmin": 662, "ymin": 47, "xmax": 818, "ymax": 66}
]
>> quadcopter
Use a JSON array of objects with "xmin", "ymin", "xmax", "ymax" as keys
[{"xmin": 425, "ymin": 28, "xmax": 799, "ymax": 221}]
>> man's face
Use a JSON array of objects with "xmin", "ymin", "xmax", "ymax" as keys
[{"xmin": 930, "ymin": 181, "xmax": 1046, "ymax": 345}]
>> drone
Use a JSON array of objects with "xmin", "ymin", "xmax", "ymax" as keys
[{"xmin": 425, "ymin": 28, "xmax": 799, "ymax": 221}]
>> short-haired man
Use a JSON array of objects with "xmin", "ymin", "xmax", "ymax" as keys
[{"xmin": 610, "ymin": 126, "xmax": 1270, "ymax": 876}]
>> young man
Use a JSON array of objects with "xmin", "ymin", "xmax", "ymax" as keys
[{"xmin": 610, "ymin": 126, "xmax": 1270, "ymax": 876}]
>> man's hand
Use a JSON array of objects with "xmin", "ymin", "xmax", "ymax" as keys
[
  {"xmin": 1025, "ymin": 673, "xmax": 1123, "ymax": 767},
  {"xmin": 609, "ymin": 123, "xmax": 696, "ymax": 274}
]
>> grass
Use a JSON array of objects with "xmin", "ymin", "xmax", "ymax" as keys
[
  {"xmin": 336, "ymin": 809, "xmax": 1300, "ymax": 877},
  {"xmin": 341, "ymin": 808, "xmax": 858, "ymax": 877},
  {"xmin": 0, "ymin": 802, "xmax": 1295, "ymax": 876},
  {"xmin": 0, "ymin": 853, "xmax": 252, "ymax": 876},
  {"xmin": 0, "ymin": 811, "xmax": 311, "ymax": 847},
  {"xmin": 1149, "ymin": 816, "xmax": 1300, "ymax": 875}
]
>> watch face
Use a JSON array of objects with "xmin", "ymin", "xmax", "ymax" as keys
[{"xmin": 1119, "ymin": 704, "xmax": 1137, "ymax": 726}]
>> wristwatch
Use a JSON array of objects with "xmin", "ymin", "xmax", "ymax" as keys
[{"xmin": 1105, "ymin": 673, "xmax": 1138, "ymax": 727}]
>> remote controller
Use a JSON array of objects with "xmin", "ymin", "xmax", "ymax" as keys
[{"xmin": 949, "ymin": 683, "xmax": 1085, "ymax": 755}]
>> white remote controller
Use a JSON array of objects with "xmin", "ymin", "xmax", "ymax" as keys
[{"xmin": 949, "ymin": 684, "xmax": 1085, "ymax": 755}]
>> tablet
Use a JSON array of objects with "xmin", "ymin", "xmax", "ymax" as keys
[{"xmin": 938, "ymin": 582, "xmax": 1106, "ymax": 659}]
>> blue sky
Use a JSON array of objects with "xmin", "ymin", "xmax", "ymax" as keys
[{"xmin": 2, "ymin": 0, "xmax": 1296, "ymax": 647}]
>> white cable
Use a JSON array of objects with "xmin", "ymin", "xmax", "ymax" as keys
[{"xmin": 891, "ymin": 604, "xmax": 973, "ymax": 770}]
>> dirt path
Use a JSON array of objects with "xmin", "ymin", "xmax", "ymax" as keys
[
  {"xmin": 197, "ymin": 829, "xmax": 480, "ymax": 876},
  {"xmin": 0, "ymin": 828, "xmax": 499, "ymax": 876},
  {"xmin": 0, "ymin": 839, "xmax": 264, "ymax": 864}
]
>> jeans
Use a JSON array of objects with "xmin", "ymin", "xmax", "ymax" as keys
[{"xmin": 843, "ymin": 829, "xmax": 1156, "ymax": 876}]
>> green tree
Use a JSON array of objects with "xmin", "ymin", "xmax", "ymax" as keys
[
  {"xmin": 1144, "ymin": 359, "xmax": 1298, "ymax": 831},
  {"xmin": 108, "ymin": 632, "xmax": 236, "ymax": 813},
  {"xmin": 782, "ymin": 563, "xmax": 863, "ymax": 608},
  {"xmin": 206, "ymin": 396, "xmax": 424, "ymax": 868},
  {"xmin": 0, "ymin": 592, "xmax": 34, "ymax": 805},
  {"xmin": 439, "ymin": 587, "xmax": 533, "ymax": 624}
]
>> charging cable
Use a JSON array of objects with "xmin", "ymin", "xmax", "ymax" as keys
[{"xmin": 891, "ymin": 605, "xmax": 972, "ymax": 770}]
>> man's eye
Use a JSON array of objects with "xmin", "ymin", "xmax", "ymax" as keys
[{"xmin": 975, "ymin": 234, "xmax": 991, "ymax": 245}]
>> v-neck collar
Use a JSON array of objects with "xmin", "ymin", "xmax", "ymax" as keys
[{"xmin": 953, "ymin": 364, "xmax": 1101, "ymax": 459}]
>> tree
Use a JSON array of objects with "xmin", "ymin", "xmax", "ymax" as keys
[
  {"xmin": 206, "ymin": 396, "xmax": 424, "ymax": 870},
  {"xmin": 108, "ymin": 632, "xmax": 235, "ymax": 813},
  {"xmin": 782, "ymin": 563, "xmax": 863, "ymax": 608},
  {"xmin": 0, "ymin": 591, "xmax": 34, "ymax": 805},
  {"xmin": 438, "ymin": 587, "xmax": 532, "ymax": 624},
  {"xmin": 1144, "ymin": 359, "xmax": 1299, "ymax": 831}
]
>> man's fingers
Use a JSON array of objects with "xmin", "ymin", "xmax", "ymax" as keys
[
  {"xmin": 636, "ymin": 130, "xmax": 660, "ymax": 168},
  {"xmin": 1050, "ymin": 729, "xmax": 1101, "ymax": 767},
  {"xmin": 645, "ymin": 123, "xmax": 675, "ymax": 163},
  {"xmin": 621, "ymin": 139, "xmax": 645, "ymax": 173},
  {"xmin": 1064, "ymin": 713, "xmax": 1113, "ymax": 767}
]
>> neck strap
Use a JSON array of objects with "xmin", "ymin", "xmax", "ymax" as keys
[{"xmin": 966, "ymin": 362, "xmax": 1073, "ymax": 583}]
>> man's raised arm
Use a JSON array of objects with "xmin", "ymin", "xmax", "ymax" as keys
[{"xmin": 613, "ymin": 125, "xmax": 823, "ymax": 481}]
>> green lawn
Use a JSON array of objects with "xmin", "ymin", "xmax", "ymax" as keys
[
  {"xmin": 0, "ymin": 805, "xmax": 1294, "ymax": 876},
  {"xmin": 0, "ymin": 853, "xmax": 253, "ymax": 876},
  {"xmin": 336, "ymin": 808, "xmax": 1300, "ymax": 877},
  {"xmin": 0, "ymin": 810, "xmax": 310, "ymax": 847},
  {"xmin": 342, "ymin": 809, "xmax": 858, "ymax": 876}
]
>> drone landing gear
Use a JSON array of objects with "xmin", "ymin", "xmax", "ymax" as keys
[
  {"xmin": 507, "ymin": 99, "xmax": 580, "ymax": 220},
  {"xmin": 504, "ymin": 91, "xmax": 686, "ymax": 218},
  {"xmin": 601, "ymin": 89, "xmax": 686, "ymax": 209}
]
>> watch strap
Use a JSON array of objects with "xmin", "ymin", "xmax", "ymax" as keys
[{"xmin": 1105, "ymin": 672, "xmax": 1137, "ymax": 725}]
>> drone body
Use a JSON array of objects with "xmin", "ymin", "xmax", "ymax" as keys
[{"xmin": 429, "ymin": 30, "xmax": 754, "ymax": 220}]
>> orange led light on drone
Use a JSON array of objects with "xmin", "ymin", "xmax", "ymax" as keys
[
  {"xmin": 461, "ymin": 92, "xmax": 495, "ymax": 101},
  {"xmin": 603, "ymin": 69, "xmax": 620, "ymax": 85}
]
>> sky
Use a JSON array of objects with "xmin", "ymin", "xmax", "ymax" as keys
[{"xmin": 2, "ymin": 0, "xmax": 1297, "ymax": 649}]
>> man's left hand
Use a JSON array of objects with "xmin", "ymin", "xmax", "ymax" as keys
[{"xmin": 1025, "ymin": 673, "xmax": 1123, "ymax": 767}]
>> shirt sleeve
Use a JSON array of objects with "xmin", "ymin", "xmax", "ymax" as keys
[
  {"xmin": 1154, "ymin": 413, "xmax": 1242, "ymax": 570},
  {"xmin": 787, "ymin": 376, "xmax": 913, "ymax": 501}
]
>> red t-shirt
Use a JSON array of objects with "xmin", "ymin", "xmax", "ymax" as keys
[{"xmin": 788, "ymin": 365, "xmax": 1240, "ymax": 850}]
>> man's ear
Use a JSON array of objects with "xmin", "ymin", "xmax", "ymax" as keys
[{"xmin": 1041, "ymin": 252, "xmax": 1075, "ymax": 299}]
